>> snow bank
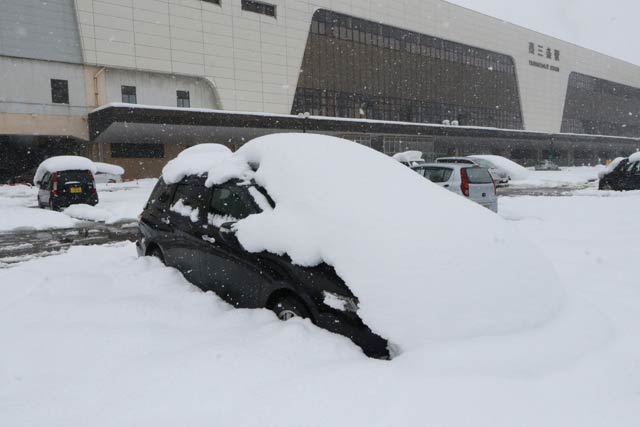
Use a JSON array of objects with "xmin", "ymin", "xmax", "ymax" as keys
[
  {"xmin": 469, "ymin": 155, "xmax": 531, "ymax": 180},
  {"xmin": 162, "ymin": 144, "xmax": 232, "ymax": 184},
  {"xmin": 205, "ymin": 133, "xmax": 565, "ymax": 352},
  {"xmin": 94, "ymin": 162, "xmax": 125, "ymax": 176},
  {"xmin": 63, "ymin": 204, "xmax": 114, "ymax": 222},
  {"xmin": 34, "ymin": 156, "xmax": 97, "ymax": 185}
]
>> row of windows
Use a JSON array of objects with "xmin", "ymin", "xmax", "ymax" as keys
[
  {"xmin": 562, "ymin": 72, "xmax": 640, "ymax": 137},
  {"xmin": 292, "ymin": 88, "xmax": 522, "ymax": 129},
  {"xmin": 310, "ymin": 9, "xmax": 515, "ymax": 74},
  {"xmin": 568, "ymin": 72, "xmax": 640, "ymax": 100},
  {"xmin": 293, "ymin": 10, "xmax": 524, "ymax": 130},
  {"xmin": 48, "ymin": 79, "xmax": 191, "ymax": 108},
  {"xmin": 111, "ymin": 143, "xmax": 165, "ymax": 158},
  {"xmin": 200, "ymin": 0, "xmax": 276, "ymax": 17}
]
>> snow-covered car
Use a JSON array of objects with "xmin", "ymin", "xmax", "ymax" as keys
[
  {"xmin": 603, "ymin": 154, "xmax": 640, "ymax": 191},
  {"xmin": 137, "ymin": 135, "xmax": 562, "ymax": 360},
  {"xmin": 393, "ymin": 150, "xmax": 425, "ymax": 167},
  {"xmin": 467, "ymin": 155, "xmax": 511, "ymax": 185},
  {"xmin": 412, "ymin": 163, "xmax": 498, "ymax": 212},
  {"xmin": 94, "ymin": 162, "xmax": 124, "ymax": 184},
  {"xmin": 436, "ymin": 156, "xmax": 509, "ymax": 185},
  {"xmin": 598, "ymin": 157, "xmax": 628, "ymax": 190},
  {"xmin": 535, "ymin": 160, "xmax": 561, "ymax": 171},
  {"xmin": 137, "ymin": 176, "xmax": 389, "ymax": 359},
  {"xmin": 34, "ymin": 156, "xmax": 98, "ymax": 210}
]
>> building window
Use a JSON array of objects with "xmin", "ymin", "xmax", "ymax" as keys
[
  {"xmin": 111, "ymin": 143, "xmax": 164, "ymax": 158},
  {"xmin": 177, "ymin": 90, "xmax": 190, "ymax": 108},
  {"xmin": 201, "ymin": 0, "xmax": 221, "ymax": 4},
  {"xmin": 241, "ymin": 0, "xmax": 276, "ymax": 17},
  {"xmin": 121, "ymin": 86, "xmax": 137, "ymax": 104},
  {"xmin": 51, "ymin": 79, "xmax": 69, "ymax": 104}
]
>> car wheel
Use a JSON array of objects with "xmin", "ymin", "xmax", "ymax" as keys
[
  {"xmin": 149, "ymin": 246, "xmax": 165, "ymax": 264},
  {"xmin": 48, "ymin": 200, "xmax": 55, "ymax": 211},
  {"xmin": 271, "ymin": 295, "xmax": 311, "ymax": 321}
]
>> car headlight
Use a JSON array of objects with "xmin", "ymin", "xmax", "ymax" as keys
[{"xmin": 323, "ymin": 291, "xmax": 359, "ymax": 313}]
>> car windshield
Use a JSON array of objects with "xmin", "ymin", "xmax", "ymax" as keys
[
  {"xmin": 464, "ymin": 167, "xmax": 493, "ymax": 184},
  {"xmin": 471, "ymin": 158, "xmax": 493, "ymax": 168},
  {"xmin": 422, "ymin": 167, "xmax": 453, "ymax": 183},
  {"xmin": 58, "ymin": 170, "xmax": 91, "ymax": 185}
]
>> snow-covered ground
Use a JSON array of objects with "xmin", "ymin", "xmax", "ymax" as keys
[
  {"xmin": 1, "ymin": 183, "xmax": 639, "ymax": 425},
  {"xmin": 511, "ymin": 166, "xmax": 604, "ymax": 188},
  {"xmin": 0, "ymin": 179, "xmax": 156, "ymax": 231}
]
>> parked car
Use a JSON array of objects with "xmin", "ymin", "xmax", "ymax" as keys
[
  {"xmin": 137, "ymin": 175, "xmax": 390, "ymax": 359},
  {"xmin": 467, "ymin": 156, "xmax": 511, "ymax": 185},
  {"xmin": 436, "ymin": 156, "xmax": 509, "ymax": 185},
  {"xmin": 393, "ymin": 150, "xmax": 425, "ymax": 167},
  {"xmin": 534, "ymin": 160, "xmax": 561, "ymax": 171},
  {"xmin": 412, "ymin": 163, "xmax": 498, "ymax": 212},
  {"xmin": 616, "ymin": 158, "xmax": 640, "ymax": 191},
  {"xmin": 34, "ymin": 156, "xmax": 98, "ymax": 210},
  {"xmin": 5, "ymin": 167, "xmax": 38, "ymax": 186},
  {"xmin": 598, "ymin": 158, "xmax": 628, "ymax": 190},
  {"xmin": 94, "ymin": 162, "xmax": 124, "ymax": 184}
]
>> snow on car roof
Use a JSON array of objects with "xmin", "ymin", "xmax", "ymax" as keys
[
  {"xmin": 468, "ymin": 155, "xmax": 531, "ymax": 180},
  {"xmin": 94, "ymin": 162, "xmax": 125, "ymax": 176},
  {"xmin": 204, "ymin": 133, "xmax": 565, "ymax": 354},
  {"xmin": 629, "ymin": 152, "xmax": 640, "ymax": 163},
  {"xmin": 392, "ymin": 151, "xmax": 423, "ymax": 164},
  {"xmin": 34, "ymin": 156, "xmax": 97, "ymax": 185},
  {"xmin": 162, "ymin": 144, "xmax": 233, "ymax": 184}
]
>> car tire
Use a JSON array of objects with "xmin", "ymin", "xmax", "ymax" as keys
[
  {"xmin": 270, "ymin": 295, "xmax": 312, "ymax": 321},
  {"xmin": 48, "ymin": 200, "xmax": 55, "ymax": 211},
  {"xmin": 149, "ymin": 246, "xmax": 165, "ymax": 264}
]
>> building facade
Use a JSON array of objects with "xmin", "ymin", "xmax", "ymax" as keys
[{"xmin": 2, "ymin": 0, "xmax": 640, "ymax": 178}]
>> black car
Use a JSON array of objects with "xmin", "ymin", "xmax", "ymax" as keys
[
  {"xmin": 599, "ymin": 158, "xmax": 640, "ymax": 191},
  {"xmin": 137, "ymin": 175, "xmax": 390, "ymax": 359},
  {"xmin": 37, "ymin": 169, "xmax": 99, "ymax": 210}
]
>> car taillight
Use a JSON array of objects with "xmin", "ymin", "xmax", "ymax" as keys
[
  {"xmin": 92, "ymin": 176, "xmax": 97, "ymax": 195},
  {"xmin": 52, "ymin": 172, "xmax": 59, "ymax": 197},
  {"xmin": 460, "ymin": 168, "xmax": 470, "ymax": 197}
]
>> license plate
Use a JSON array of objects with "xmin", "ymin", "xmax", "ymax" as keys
[{"xmin": 70, "ymin": 187, "xmax": 82, "ymax": 194}]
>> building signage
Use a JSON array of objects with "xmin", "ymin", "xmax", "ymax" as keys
[{"xmin": 528, "ymin": 42, "xmax": 560, "ymax": 72}]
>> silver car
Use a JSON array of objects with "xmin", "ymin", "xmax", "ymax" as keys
[
  {"xmin": 412, "ymin": 163, "xmax": 498, "ymax": 212},
  {"xmin": 436, "ymin": 156, "xmax": 509, "ymax": 185}
]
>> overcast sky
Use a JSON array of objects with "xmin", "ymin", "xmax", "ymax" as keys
[{"xmin": 447, "ymin": 0, "xmax": 639, "ymax": 65}]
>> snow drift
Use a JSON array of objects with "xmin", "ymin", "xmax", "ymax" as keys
[
  {"xmin": 33, "ymin": 156, "xmax": 97, "ymax": 185},
  {"xmin": 201, "ymin": 134, "xmax": 565, "ymax": 352},
  {"xmin": 469, "ymin": 154, "xmax": 531, "ymax": 180}
]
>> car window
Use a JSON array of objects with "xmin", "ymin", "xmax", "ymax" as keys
[
  {"xmin": 464, "ymin": 167, "xmax": 493, "ymax": 184},
  {"xmin": 423, "ymin": 167, "xmax": 453, "ymax": 183},
  {"xmin": 57, "ymin": 170, "xmax": 91, "ymax": 185},
  {"xmin": 169, "ymin": 182, "xmax": 209, "ymax": 223},
  {"xmin": 41, "ymin": 173, "xmax": 51, "ymax": 188},
  {"xmin": 471, "ymin": 158, "xmax": 493, "ymax": 168},
  {"xmin": 632, "ymin": 162, "xmax": 640, "ymax": 174},
  {"xmin": 209, "ymin": 185, "xmax": 260, "ymax": 225},
  {"xmin": 146, "ymin": 178, "xmax": 173, "ymax": 209},
  {"xmin": 625, "ymin": 162, "xmax": 637, "ymax": 173}
]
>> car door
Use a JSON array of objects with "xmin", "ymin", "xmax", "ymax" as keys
[
  {"xmin": 622, "ymin": 161, "xmax": 640, "ymax": 190},
  {"xmin": 197, "ymin": 182, "xmax": 271, "ymax": 308},
  {"xmin": 161, "ymin": 179, "xmax": 210, "ymax": 286},
  {"xmin": 38, "ymin": 173, "xmax": 51, "ymax": 206}
]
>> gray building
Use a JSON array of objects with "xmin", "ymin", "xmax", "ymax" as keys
[{"xmin": 1, "ymin": 0, "xmax": 640, "ymax": 179}]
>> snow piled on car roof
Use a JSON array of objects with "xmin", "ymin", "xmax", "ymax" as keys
[
  {"xmin": 628, "ymin": 151, "xmax": 640, "ymax": 163},
  {"xmin": 94, "ymin": 162, "xmax": 125, "ymax": 176},
  {"xmin": 33, "ymin": 156, "xmax": 97, "ymax": 185},
  {"xmin": 206, "ymin": 133, "xmax": 565, "ymax": 353},
  {"xmin": 162, "ymin": 144, "xmax": 232, "ymax": 184},
  {"xmin": 469, "ymin": 155, "xmax": 531, "ymax": 180}
]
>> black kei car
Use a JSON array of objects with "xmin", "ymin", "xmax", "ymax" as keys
[
  {"xmin": 599, "ymin": 158, "xmax": 640, "ymax": 191},
  {"xmin": 37, "ymin": 169, "xmax": 99, "ymax": 210},
  {"xmin": 137, "ymin": 175, "xmax": 390, "ymax": 359}
]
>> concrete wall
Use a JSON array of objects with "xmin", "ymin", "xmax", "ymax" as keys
[
  {"xmin": 102, "ymin": 68, "xmax": 220, "ymax": 108},
  {"xmin": 70, "ymin": 0, "xmax": 640, "ymax": 134}
]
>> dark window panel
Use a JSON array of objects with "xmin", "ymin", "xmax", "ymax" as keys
[
  {"xmin": 177, "ymin": 90, "xmax": 190, "ymax": 108},
  {"xmin": 121, "ymin": 85, "xmax": 137, "ymax": 104},
  {"xmin": 51, "ymin": 79, "xmax": 69, "ymax": 104},
  {"xmin": 241, "ymin": 0, "xmax": 276, "ymax": 17}
]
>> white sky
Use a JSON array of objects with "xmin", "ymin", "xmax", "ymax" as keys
[{"xmin": 446, "ymin": 0, "xmax": 639, "ymax": 66}]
